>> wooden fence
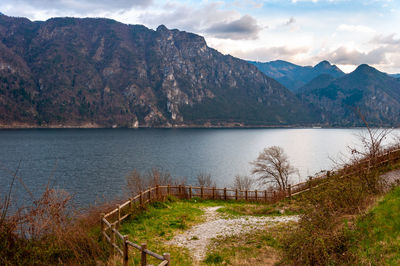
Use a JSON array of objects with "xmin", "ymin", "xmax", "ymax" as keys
[
  {"xmin": 289, "ymin": 147, "xmax": 400, "ymax": 197},
  {"xmin": 101, "ymin": 147, "xmax": 400, "ymax": 265}
]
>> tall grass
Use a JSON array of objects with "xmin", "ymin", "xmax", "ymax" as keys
[
  {"xmin": 281, "ymin": 143, "xmax": 400, "ymax": 265},
  {"xmin": 0, "ymin": 172, "xmax": 108, "ymax": 265}
]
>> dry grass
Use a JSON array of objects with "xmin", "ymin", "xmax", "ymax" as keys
[
  {"xmin": 203, "ymin": 222, "xmax": 292, "ymax": 265},
  {"xmin": 0, "ymin": 176, "xmax": 108, "ymax": 265},
  {"xmin": 280, "ymin": 149, "xmax": 400, "ymax": 265}
]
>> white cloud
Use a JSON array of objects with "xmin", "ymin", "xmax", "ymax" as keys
[
  {"xmin": 370, "ymin": 33, "xmax": 400, "ymax": 45},
  {"xmin": 205, "ymin": 15, "xmax": 262, "ymax": 40},
  {"xmin": 337, "ymin": 24, "xmax": 376, "ymax": 34},
  {"xmin": 229, "ymin": 46, "xmax": 310, "ymax": 62}
]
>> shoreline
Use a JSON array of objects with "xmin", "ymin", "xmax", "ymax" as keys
[
  {"xmin": 0, "ymin": 126, "xmax": 395, "ymax": 130},
  {"xmin": 0, "ymin": 123, "xmax": 394, "ymax": 129}
]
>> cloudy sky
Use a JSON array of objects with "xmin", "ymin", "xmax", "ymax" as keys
[{"xmin": 1, "ymin": 0, "xmax": 400, "ymax": 73}]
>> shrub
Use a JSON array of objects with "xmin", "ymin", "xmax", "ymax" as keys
[
  {"xmin": 0, "ymin": 174, "xmax": 107, "ymax": 265},
  {"xmin": 126, "ymin": 168, "xmax": 174, "ymax": 196},
  {"xmin": 232, "ymin": 174, "xmax": 254, "ymax": 191}
]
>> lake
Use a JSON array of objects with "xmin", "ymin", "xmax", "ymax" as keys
[{"xmin": 0, "ymin": 128, "xmax": 396, "ymax": 208}]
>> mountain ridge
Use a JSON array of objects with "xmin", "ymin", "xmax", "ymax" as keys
[
  {"xmin": 248, "ymin": 59, "xmax": 345, "ymax": 91},
  {"xmin": 0, "ymin": 14, "xmax": 318, "ymax": 128},
  {"xmin": 298, "ymin": 64, "xmax": 400, "ymax": 126}
]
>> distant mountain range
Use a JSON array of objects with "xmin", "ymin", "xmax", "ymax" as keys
[
  {"xmin": 0, "ymin": 14, "xmax": 399, "ymax": 128},
  {"xmin": 248, "ymin": 60, "xmax": 345, "ymax": 92},
  {"xmin": 297, "ymin": 64, "xmax": 400, "ymax": 126},
  {"xmin": 0, "ymin": 14, "xmax": 316, "ymax": 128}
]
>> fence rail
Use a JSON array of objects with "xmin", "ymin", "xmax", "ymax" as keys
[{"xmin": 101, "ymin": 147, "xmax": 400, "ymax": 265}]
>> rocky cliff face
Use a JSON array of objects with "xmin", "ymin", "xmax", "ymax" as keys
[{"xmin": 0, "ymin": 14, "xmax": 317, "ymax": 127}]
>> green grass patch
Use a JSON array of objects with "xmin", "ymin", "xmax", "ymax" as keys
[
  {"xmin": 216, "ymin": 202, "xmax": 301, "ymax": 217},
  {"xmin": 118, "ymin": 197, "xmax": 289, "ymax": 265},
  {"xmin": 119, "ymin": 197, "xmax": 204, "ymax": 265},
  {"xmin": 350, "ymin": 186, "xmax": 400, "ymax": 265}
]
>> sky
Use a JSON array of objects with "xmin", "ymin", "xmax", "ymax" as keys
[{"xmin": 1, "ymin": 0, "xmax": 400, "ymax": 73}]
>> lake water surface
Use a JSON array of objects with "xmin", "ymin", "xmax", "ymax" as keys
[{"xmin": 0, "ymin": 128, "xmax": 395, "ymax": 208}]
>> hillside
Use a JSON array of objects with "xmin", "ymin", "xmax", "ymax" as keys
[
  {"xmin": 0, "ymin": 14, "xmax": 318, "ymax": 128},
  {"xmin": 248, "ymin": 60, "xmax": 344, "ymax": 91},
  {"xmin": 298, "ymin": 64, "xmax": 400, "ymax": 126}
]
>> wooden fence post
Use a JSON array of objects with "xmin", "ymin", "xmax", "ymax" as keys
[
  {"xmin": 117, "ymin": 205, "xmax": 121, "ymax": 228},
  {"xmin": 255, "ymin": 190, "xmax": 258, "ymax": 201},
  {"xmin": 212, "ymin": 187, "xmax": 215, "ymax": 200},
  {"xmin": 235, "ymin": 189, "xmax": 238, "ymax": 200},
  {"xmin": 129, "ymin": 198, "xmax": 133, "ymax": 213},
  {"xmin": 156, "ymin": 185, "xmax": 160, "ymax": 200},
  {"xmin": 163, "ymin": 253, "xmax": 171, "ymax": 266},
  {"xmin": 111, "ymin": 224, "xmax": 116, "ymax": 257},
  {"xmin": 308, "ymin": 177, "xmax": 313, "ymax": 191},
  {"xmin": 288, "ymin": 185, "xmax": 292, "ymax": 200},
  {"xmin": 245, "ymin": 190, "xmax": 248, "ymax": 201},
  {"xmin": 123, "ymin": 235, "xmax": 129, "ymax": 266},
  {"xmin": 189, "ymin": 186, "xmax": 192, "ymax": 199},
  {"xmin": 167, "ymin": 184, "xmax": 171, "ymax": 196},
  {"xmin": 139, "ymin": 191, "xmax": 143, "ymax": 207},
  {"xmin": 273, "ymin": 190, "xmax": 276, "ymax": 200},
  {"xmin": 224, "ymin": 188, "xmax": 227, "ymax": 200},
  {"xmin": 141, "ymin": 243, "xmax": 147, "ymax": 266},
  {"xmin": 148, "ymin": 187, "xmax": 151, "ymax": 202},
  {"xmin": 100, "ymin": 213, "xmax": 105, "ymax": 240},
  {"xmin": 201, "ymin": 186, "xmax": 204, "ymax": 199},
  {"xmin": 178, "ymin": 185, "xmax": 182, "ymax": 198},
  {"xmin": 264, "ymin": 190, "xmax": 267, "ymax": 202},
  {"xmin": 327, "ymin": 171, "xmax": 330, "ymax": 178}
]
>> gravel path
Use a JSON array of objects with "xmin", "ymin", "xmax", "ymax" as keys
[
  {"xmin": 382, "ymin": 169, "xmax": 400, "ymax": 190},
  {"xmin": 167, "ymin": 206, "xmax": 299, "ymax": 262}
]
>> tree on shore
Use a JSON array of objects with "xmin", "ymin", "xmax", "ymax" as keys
[
  {"xmin": 251, "ymin": 146, "xmax": 296, "ymax": 191},
  {"xmin": 196, "ymin": 173, "xmax": 216, "ymax": 187},
  {"xmin": 232, "ymin": 175, "xmax": 254, "ymax": 191}
]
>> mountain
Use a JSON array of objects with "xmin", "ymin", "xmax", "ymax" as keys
[
  {"xmin": 248, "ymin": 60, "xmax": 345, "ymax": 91},
  {"xmin": 390, "ymin": 74, "xmax": 400, "ymax": 79},
  {"xmin": 0, "ymin": 14, "xmax": 317, "ymax": 128},
  {"xmin": 298, "ymin": 64, "xmax": 400, "ymax": 126}
]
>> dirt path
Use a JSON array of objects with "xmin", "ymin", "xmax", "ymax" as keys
[{"xmin": 167, "ymin": 206, "xmax": 299, "ymax": 263}]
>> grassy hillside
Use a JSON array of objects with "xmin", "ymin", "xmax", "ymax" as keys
[{"xmin": 350, "ymin": 186, "xmax": 400, "ymax": 264}]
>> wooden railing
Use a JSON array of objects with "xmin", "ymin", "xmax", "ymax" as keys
[
  {"xmin": 101, "ymin": 184, "xmax": 288, "ymax": 265},
  {"xmin": 101, "ymin": 147, "xmax": 400, "ymax": 265},
  {"xmin": 288, "ymin": 147, "xmax": 400, "ymax": 198}
]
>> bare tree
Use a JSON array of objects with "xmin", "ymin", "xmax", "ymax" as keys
[
  {"xmin": 251, "ymin": 146, "xmax": 297, "ymax": 191},
  {"xmin": 196, "ymin": 173, "xmax": 215, "ymax": 187},
  {"xmin": 232, "ymin": 175, "xmax": 254, "ymax": 191},
  {"xmin": 126, "ymin": 168, "xmax": 173, "ymax": 196},
  {"xmin": 351, "ymin": 108, "xmax": 392, "ymax": 161}
]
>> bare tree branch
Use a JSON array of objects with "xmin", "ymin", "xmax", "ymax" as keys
[{"xmin": 250, "ymin": 146, "xmax": 297, "ymax": 191}]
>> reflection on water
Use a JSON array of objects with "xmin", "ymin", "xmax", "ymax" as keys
[{"xmin": 0, "ymin": 128, "xmax": 397, "ymax": 207}]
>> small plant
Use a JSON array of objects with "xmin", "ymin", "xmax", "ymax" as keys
[{"xmin": 205, "ymin": 253, "xmax": 224, "ymax": 264}]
